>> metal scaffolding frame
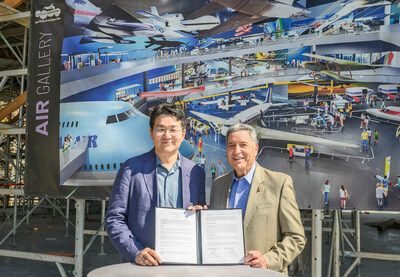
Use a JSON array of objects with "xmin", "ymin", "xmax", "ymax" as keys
[{"xmin": 308, "ymin": 209, "xmax": 400, "ymax": 277}]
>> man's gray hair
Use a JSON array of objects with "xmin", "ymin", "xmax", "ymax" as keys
[{"xmin": 226, "ymin": 124, "xmax": 258, "ymax": 144}]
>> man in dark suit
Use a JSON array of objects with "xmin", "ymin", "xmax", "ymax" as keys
[{"xmin": 106, "ymin": 103, "xmax": 205, "ymax": 266}]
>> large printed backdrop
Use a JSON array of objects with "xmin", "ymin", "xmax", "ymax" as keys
[{"xmin": 26, "ymin": 0, "xmax": 400, "ymax": 210}]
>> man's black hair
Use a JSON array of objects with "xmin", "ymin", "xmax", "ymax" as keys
[{"xmin": 149, "ymin": 103, "xmax": 185, "ymax": 130}]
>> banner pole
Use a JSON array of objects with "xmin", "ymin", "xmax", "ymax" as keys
[
  {"xmin": 74, "ymin": 199, "xmax": 85, "ymax": 277},
  {"xmin": 311, "ymin": 209, "xmax": 322, "ymax": 277}
]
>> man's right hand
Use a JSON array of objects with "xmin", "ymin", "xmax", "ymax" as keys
[
  {"xmin": 187, "ymin": 205, "xmax": 208, "ymax": 211},
  {"xmin": 135, "ymin": 248, "xmax": 162, "ymax": 266}
]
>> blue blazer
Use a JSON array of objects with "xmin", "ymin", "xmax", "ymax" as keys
[{"xmin": 105, "ymin": 148, "xmax": 205, "ymax": 262}]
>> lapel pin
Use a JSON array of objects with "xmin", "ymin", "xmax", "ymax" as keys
[{"xmin": 257, "ymin": 187, "xmax": 261, "ymax": 193}]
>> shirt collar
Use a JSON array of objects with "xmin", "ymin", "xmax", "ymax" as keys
[
  {"xmin": 155, "ymin": 154, "xmax": 181, "ymax": 169},
  {"xmin": 233, "ymin": 162, "xmax": 257, "ymax": 184}
]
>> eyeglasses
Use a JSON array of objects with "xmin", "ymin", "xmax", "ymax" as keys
[{"xmin": 153, "ymin": 128, "xmax": 182, "ymax": 137}]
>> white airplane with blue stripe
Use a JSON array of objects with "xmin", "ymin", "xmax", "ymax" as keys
[{"xmin": 59, "ymin": 101, "xmax": 194, "ymax": 186}]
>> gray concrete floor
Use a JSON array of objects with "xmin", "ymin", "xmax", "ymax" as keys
[{"xmin": 0, "ymin": 204, "xmax": 399, "ymax": 276}]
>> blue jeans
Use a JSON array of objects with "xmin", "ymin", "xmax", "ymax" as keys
[
  {"xmin": 324, "ymin": 192, "xmax": 329, "ymax": 204},
  {"xmin": 377, "ymin": 198, "xmax": 383, "ymax": 207},
  {"xmin": 362, "ymin": 140, "xmax": 368, "ymax": 149}
]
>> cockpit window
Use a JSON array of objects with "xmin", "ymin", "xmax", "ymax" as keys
[
  {"xmin": 117, "ymin": 112, "xmax": 129, "ymax": 122},
  {"xmin": 106, "ymin": 106, "xmax": 140, "ymax": 124},
  {"xmin": 106, "ymin": 115, "xmax": 118, "ymax": 124},
  {"xmin": 126, "ymin": 108, "xmax": 137, "ymax": 117}
]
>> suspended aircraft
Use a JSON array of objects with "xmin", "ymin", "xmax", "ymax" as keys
[
  {"xmin": 302, "ymin": 52, "xmax": 395, "ymax": 80},
  {"xmin": 65, "ymin": 0, "xmax": 219, "ymax": 44},
  {"xmin": 186, "ymin": 0, "xmax": 310, "ymax": 39},
  {"xmin": 190, "ymin": 89, "xmax": 358, "ymax": 148},
  {"xmin": 144, "ymin": 37, "xmax": 185, "ymax": 50},
  {"xmin": 139, "ymin": 86, "xmax": 206, "ymax": 98},
  {"xmin": 314, "ymin": 0, "xmax": 393, "ymax": 33}
]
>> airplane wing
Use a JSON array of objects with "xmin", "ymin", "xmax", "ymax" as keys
[
  {"xmin": 254, "ymin": 126, "xmax": 358, "ymax": 148},
  {"xmin": 251, "ymin": 98, "xmax": 264, "ymax": 105},
  {"xmin": 200, "ymin": 39, "xmax": 217, "ymax": 48},
  {"xmin": 320, "ymin": 70, "xmax": 353, "ymax": 81},
  {"xmin": 196, "ymin": 12, "xmax": 266, "ymax": 39},
  {"xmin": 190, "ymin": 111, "xmax": 226, "ymax": 127},
  {"xmin": 90, "ymin": 4, "xmax": 143, "ymax": 31},
  {"xmin": 303, "ymin": 53, "xmax": 395, "ymax": 67},
  {"xmin": 80, "ymin": 30, "xmax": 113, "ymax": 44},
  {"xmin": 185, "ymin": 1, "xmax": 226, "ymax": 20},
  {"xmin": 136, "ymin": 9, "xmax": 169, "ymax": 25},
  {"xmin": 140, "ymin": 86, "xmax": 205, "ymax": 98}
]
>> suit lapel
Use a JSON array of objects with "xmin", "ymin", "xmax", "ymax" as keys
[
  {"xmin": 244, "ymin": 163, "xmax": 266, "ymax": 229},
  {"xmin": 180, "ymin": 154, "xmax": 191, "ymax": 208},
  {"xmin": 142, "ymin": 149, "xmax": 158, "ymax": 207},
  {"xmin": 222, "ymin": 171, "xmax": 234, "ymax": 208}
]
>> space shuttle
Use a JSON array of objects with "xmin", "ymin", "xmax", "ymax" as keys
[{"xmin": 59, "ymin": 101, "xmax": 194, "ymax": 186}]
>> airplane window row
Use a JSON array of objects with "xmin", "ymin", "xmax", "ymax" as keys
[
  {"xmin": 83, "ymin": 162, "xmax": 124, "ymax": 171},
  {"xmin": 106, "ymin": 107, "xmax": 139, "ymax": 125},
  {"xmin": 60, "ymin": 121, "xmax": 79, "ymax": 128}
]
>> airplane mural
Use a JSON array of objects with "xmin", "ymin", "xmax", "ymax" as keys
[
  {"xmin": 59, "ymin": 101, "xmax": 195, "ymax": 186},
  {"xmin": 26, "ymin": 0, "xmax": 400, "ymax": 210}
]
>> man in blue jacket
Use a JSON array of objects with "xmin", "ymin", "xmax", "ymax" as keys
[{"xmin": 106, "ymin": 103, "xmax": 205, "ymax": 266}]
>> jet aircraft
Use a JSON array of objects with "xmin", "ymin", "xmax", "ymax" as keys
[
  {"xmin": 136, "ymin": 6, "xmax": 219, "ymax": 36},
  {"xmin": 65, "ymin": 0, "xmax": 219, "ymax": 44},
  {"xmin": 314, "ymin": 0, "xmax": 393, "ymax": 33},
  {"xmin": 59, "ymin": 101, "xmax": 194, "ymax": 186},
  {"xmin": 144, "ymin": 37, "xmax": 185, "ymax": 50}
]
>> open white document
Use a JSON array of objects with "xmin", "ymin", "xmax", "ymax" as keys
[{"xmin": 155, "ymin": 207, "xmax": 244, "ymax": 264}]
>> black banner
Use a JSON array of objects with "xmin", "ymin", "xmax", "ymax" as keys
[{"xmin": 26, "ymin": 0, "xmax": 65, "ymax": 196}]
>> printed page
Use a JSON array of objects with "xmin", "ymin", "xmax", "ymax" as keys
[
  {"xmin": 155, "ymin": 208, "xmax": 198, "ymax": 264},
  {"xmin": 200, "ymin": 209, "xmax": 245, "ymax": 264}
]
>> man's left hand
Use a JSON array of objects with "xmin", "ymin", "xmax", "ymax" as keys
[{"xmin": 244, "ymin": 250, "xmax": 267, "ymax": 268}]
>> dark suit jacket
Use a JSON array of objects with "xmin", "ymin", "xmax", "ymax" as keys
[
  {"xmin": 210, "ymin": 163, "xmax": 306, "ymax": 274},
  {"xmin": 106, "ymin": 148, "xmax": 205, "ymax": 262}
]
